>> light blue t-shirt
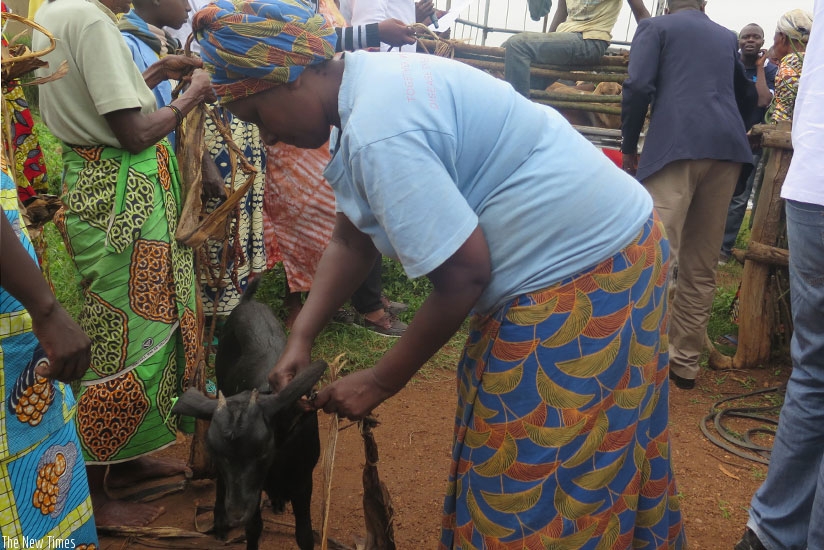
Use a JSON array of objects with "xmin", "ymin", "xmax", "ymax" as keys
[{"xmin": 324, "ymin": 51, "xmax": 653, "ymax": 314}]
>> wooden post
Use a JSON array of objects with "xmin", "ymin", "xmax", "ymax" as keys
[{"xmin": 732, "ymin": 122, "xmax": 793, "ymax": 369}]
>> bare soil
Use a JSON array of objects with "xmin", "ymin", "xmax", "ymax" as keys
[{"xmin": 98, "ymin": 363, "xmax": 789, "ymax": 550}]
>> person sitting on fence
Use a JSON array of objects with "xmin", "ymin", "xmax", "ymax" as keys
[
  {"xmin": 193, "ymin": 0, "xmax": 686, "ymax": 547},
  {"xmin": 503, "ymin": 0, "xmax": 651, "ymax": 98}
]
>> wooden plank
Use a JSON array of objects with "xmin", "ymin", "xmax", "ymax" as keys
[
  {"xmin": 733, "ymin": 144, "xmax": 792, "ymax": 368},
  {"xmin": 458, "ymin": 58, "xmax": 628, "ymax": 83},
  {"xmin": 530, "ymin": 90, "xmax": 621, "ymax": 103},
  {"xmin": 732, "ymin": 241, "xmax": 789, "ymax": 267}
]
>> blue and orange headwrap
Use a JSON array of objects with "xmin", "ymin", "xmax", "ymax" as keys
[{"xmin": 192, "ymin": 0, "xmax": 338, "ymax": 104}]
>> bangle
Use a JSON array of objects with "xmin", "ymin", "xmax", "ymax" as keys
[{"xmin": 164, "ymin": 104, "xmax": 184, "ymax": 126}]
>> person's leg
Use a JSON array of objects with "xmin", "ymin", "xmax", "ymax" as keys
[
  {"xmin": 721, "ymin": 154, "xmax": 759, "ymax": 260},
  {"xmin": 87, "ymin": 464, "xmax": 166, "ymax": 526},
  {"xmin": 666, "ymin": 160, "xmax": 739, "ymax": 382},
  {"xmin": 350, "ymin": 256, "xmax": 408, "ymax": 336},
  {"xmin": 503, "ymin": 32, "xmax": 606, "ymax": 97},
  {"xmin": 744, "ymin": 200, "xmax": 824, "ymax": 550},
  {"xmin": 351, "ymin": 255, "xmax": 384, "ymax": 316}
]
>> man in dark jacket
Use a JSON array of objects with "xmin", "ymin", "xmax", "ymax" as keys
[{"xmin": 621, "ymin": 0, "xmax": 756, "ymax": 390}]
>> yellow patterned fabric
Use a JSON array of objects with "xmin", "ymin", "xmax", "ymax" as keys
[
  {"xmin": 771, "ymin": 53, "xmax": 804, "ymax": 122},
  {"xmin": 0, "ymin": 160, "xmax": 98, "ymax": 548},
  {"xmin": 440, "ymin": 213, "xmax": 686, "ymax": 549}
]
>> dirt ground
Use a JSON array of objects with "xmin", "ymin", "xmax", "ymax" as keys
[{"xmin": 97, "ymin": 362, "xmax": 789, "ymax": 550}]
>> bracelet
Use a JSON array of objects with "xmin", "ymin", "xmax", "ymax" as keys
[{"xmin": 164, "ymin": 104, "xmax": 184, "ymax": 126}]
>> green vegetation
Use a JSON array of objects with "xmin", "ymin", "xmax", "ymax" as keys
[
  {"xmin": 255, "ymin": 258, "xmax": 465, "ymax": 378},
  {"xmin": 33, "ymin": 120, "xmax": 64, "ymax": 195}
]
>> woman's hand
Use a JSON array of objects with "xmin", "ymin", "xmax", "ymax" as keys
[
  {"xmin": 269, "ymin": 341, "xmax": 313, "ymax": 392},
  {"xmin": 31, "ymin": 304, "xmax": 91, "ymax": 383},
  {"xmin": 312, "ymin": 368, "xmax": 396, "ymax": 421},
  {"xmin": 185, "ymin": 69, "xmax": 217, "ymax": 104},
  {"xmin": 377, "ymin": 18, "xmax": 417, "ymax": 47},
  {"xmin": 201, "ymin": 151, "xmax": 227, "ymax": 200},
  {"xmin": 159, "ymin": 54, "xmax": 203, "ymax": 81}
]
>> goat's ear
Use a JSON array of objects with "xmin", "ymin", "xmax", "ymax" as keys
[
  {"xmin": 172, "ymin": 388, "xmax": 218, "ymax": 419},
  {"xmin": 258, "ymin": 393, "xmax": 290, "ymax": 418},
  {"xmin": 261, "ymin": 360, "xmax": 328, "ymax": 419}
]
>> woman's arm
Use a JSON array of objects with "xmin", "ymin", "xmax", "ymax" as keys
[
  {"xmin": 0, "ymin": 209, "xmax": 91, "ymax": 382},
  {"xmin": 104, "ymin": 66, "xmax": 213, "ymax": 154},
  {"xmin": 269, "ymin": 213, "xmax": 381, "ymax": 389},
  {"xmin": 312, "ymin": 225, "xmax": 491, "ymax": 420}
]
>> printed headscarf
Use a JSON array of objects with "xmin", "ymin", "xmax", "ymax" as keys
[
  {"xmin": 192, "ymin": 0, "xmax": 337, "ymax": 104},
  {"xmin": 776, "ymin": 9, "xmax": 813, "ymax": 43}
]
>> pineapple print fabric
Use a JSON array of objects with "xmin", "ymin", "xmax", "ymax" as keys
[
  {"xmin": 0, "ymin": 164, "xmax": 99, "ymax": 547},
  {"xmin": 440, "ymin": 213, "xmax": 686, "ymax": 549}
]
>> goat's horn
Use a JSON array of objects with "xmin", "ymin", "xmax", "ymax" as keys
[
  {"xmin": 217, "ymin": 390, "xmax": 227, "ymax": 410},
  {"xmin": 249, "ymin": 388, "xmax": 259, "ymax": 406}
]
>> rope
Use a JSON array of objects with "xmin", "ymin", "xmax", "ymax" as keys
[
  {"xmin": 699, "ymin": 385, "xmax": 784, "ymax": 465},
  {"xmin": 410, "ymin": 23, "xmax": 456, "ymax": 58}
]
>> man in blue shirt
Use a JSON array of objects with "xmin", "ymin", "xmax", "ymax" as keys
[{"xmin": 719, "ymin": 23, "xmax": 778, "ymax": 263}]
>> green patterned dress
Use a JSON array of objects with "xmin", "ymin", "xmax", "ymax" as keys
[{"xmin": 54, "ymin": 141, "xmax": 199, "ymax": 463}]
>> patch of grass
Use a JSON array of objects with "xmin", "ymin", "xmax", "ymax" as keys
[
  {"xmin": 764, "ymin": 392, "xmax": 785, "ymax": 408},
  {"xmin": 735, "ymin": 211, "xmax": 753, "ymax": 251},
  {"xmin": 32, "ymin": 120, "xmax": 64, "ymax": 196},
  {"xmin": 718, "ymin": 499, "xmax": 732, "ymax": 519},
  {"xmin": 42, "ymin": 223, "xmax": 83, "ymax": 320},
  {"xmin": 707, "ymin": 280, "xmax": 739, "ymax": 353},
  {"xmin": 739, "ymin": 376, "xmax": 757, "ymax": 391},
  {"xmin": 255, "ymin": 256, "xmax": 465, "ymax": 379}
]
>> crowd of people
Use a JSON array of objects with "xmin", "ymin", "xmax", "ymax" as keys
[{"xmin": 0, "ymin": 0, "xmax": 820, "ymax": 548}]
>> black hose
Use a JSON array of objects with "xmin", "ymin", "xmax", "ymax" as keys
[{"xmin": 699, "ymin": 385, "xmax": 785, "ymax": 465}]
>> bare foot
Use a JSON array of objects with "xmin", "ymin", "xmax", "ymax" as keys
[
  {"xmin": 106, "ymin": 455, "xmax": 192, "ymax": 489},
  {"xmin": 91, "ymin": 490, "xmax": 165, "ymax": 527}
]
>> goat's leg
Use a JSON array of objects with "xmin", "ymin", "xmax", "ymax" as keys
[
  {"xmin": 291, "ymin": 481, "xmax": 314, "ymax": 550},
  {"xmin": 245, "ymin": 505, "xmax": 263, "ymax": 550},
  {"xmin": 214, "ymin": 475, "xmax": 230, "ymax": 541}
]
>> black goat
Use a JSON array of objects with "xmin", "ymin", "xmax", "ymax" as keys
[{"xmin": 173, "ymin": 279, "xmax": 325, "ymax": 549}]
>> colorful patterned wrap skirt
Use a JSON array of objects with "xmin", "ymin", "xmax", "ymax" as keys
[
  {"xmin": 0, "ymin": 165, "xmax": 98, "ymax": 547},
  {"xmin": 440, "ymin": 212, "xmax": 686, "ymax": 549},
  {"xmin": 54, "ymin": 141, "xmax": 199, "ymax": 464},
  {"xmin": 199, "ymin": 114, "xmax": 267, "ymax": 316}
]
